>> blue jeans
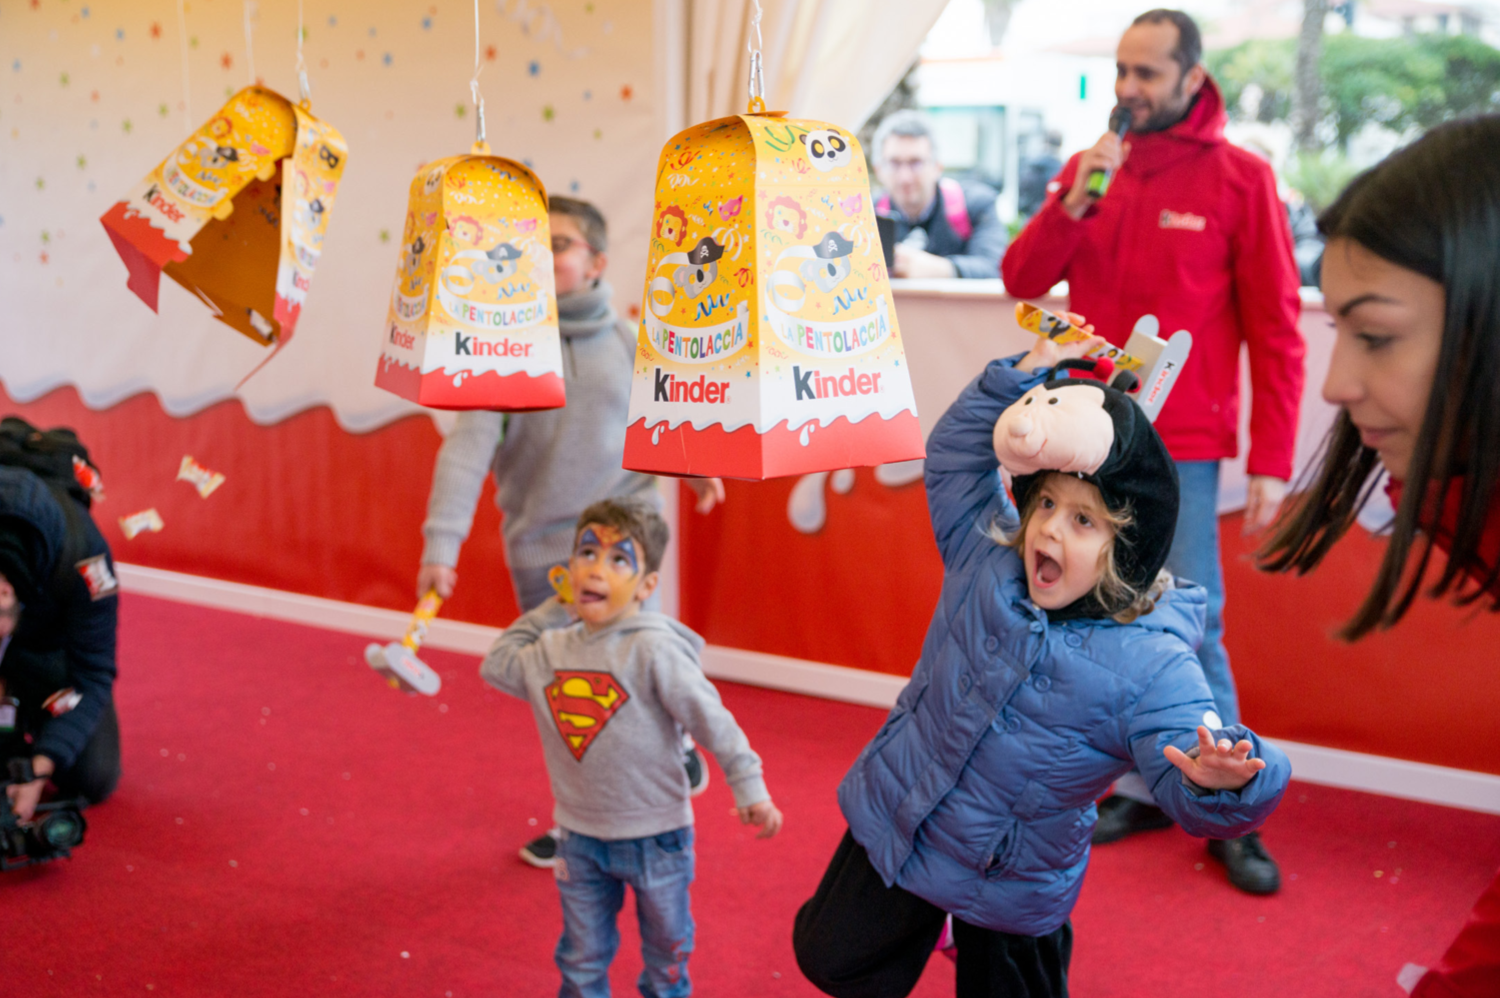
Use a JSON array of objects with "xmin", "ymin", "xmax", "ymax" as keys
[
  {"xmin": 1114, "ymin": 460, "xmax": 1240, "ymax": 805},
  {"xmin": 554, "ymin": 826, "xmax": 696, "ymax": 998}
]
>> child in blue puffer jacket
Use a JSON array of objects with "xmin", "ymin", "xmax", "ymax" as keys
[{"xmin": 793, "ymin": 334, "xmax": 1292, "ymax": 998}]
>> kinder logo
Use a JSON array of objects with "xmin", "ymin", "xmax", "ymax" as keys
[
  {"xmin": 1159, "ymin": 210, "xmax": 1207, "ymax": 232},
  {"xmin": 654, "ymin": 368, "xmax": 730, "ymax": 404},
  {"xmin": 793, "ymin": 366, "xmax": 884, "ymax": 402},
  {"xmin": 141, "ymin": 184, "xmax": 185, "ymax": 223},
  {"xmin": 388, "ymin": 325, "xmax": 416, "ymax": 350},
  {"xmin": 454, "ymin": 332, "xmax": 534, "ymax": 358}
]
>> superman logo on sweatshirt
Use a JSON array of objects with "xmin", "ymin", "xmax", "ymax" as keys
[{"xmin": 546, "ymin": 671, "xmax": 631, "ymax": 761}]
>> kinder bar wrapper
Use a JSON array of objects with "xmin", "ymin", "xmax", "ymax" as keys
[
  {"xmin": 623, "ymin": 115, "xmax": 924, "ymax": 480},
  {"xmin": 176, "ymin": 455, "xmax": 225, "ymax": 498},
  {"xmin": 99, "ymin": 86, "xmax": 348, "ymax": 361},
  {"xmin": 119, "ymin": 508, "xmax": 164, "ymax": 539},
  {"xmin": 71, "ymin": 455, "xmax": 104, "ymax": 502},
  {"xmin": 373, "ymin": 146, "xmax": 564, "ymax": 411},
  {"xmin": 1014, "ymin": 303, "xmax": 1193, "ymax": 423}
]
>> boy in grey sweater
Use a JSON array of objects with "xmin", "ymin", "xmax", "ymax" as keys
[
  {"xmin": 482, "ymin": 497, "xmax": 781, "ymax": 998},
  {"xmin": 419, "ymin": 198, "xmax": 724, "ymax": 866}
]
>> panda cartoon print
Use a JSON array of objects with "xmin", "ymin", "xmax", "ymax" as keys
[{"xmin": 800, "ymin": 128, "xmax": 853, "ymax": 173}]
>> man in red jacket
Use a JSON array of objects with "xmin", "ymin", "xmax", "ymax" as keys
[{"xmin": 1002, "ymin": 8, "xmax": 1304, "ymax": 895}]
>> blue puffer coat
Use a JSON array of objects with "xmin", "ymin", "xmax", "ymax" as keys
[{"xmin": 838, "ymin": 356, "xmax": 1291, "ymax": 936}]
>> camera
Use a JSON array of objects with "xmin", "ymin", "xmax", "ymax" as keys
[{"xmin": 1, "ymin": 758, "xmax": 87, "ymax": 871}]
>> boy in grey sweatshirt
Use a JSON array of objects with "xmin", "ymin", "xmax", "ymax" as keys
[
  {"xmin": 420, "ymin": 198, "xmax": 724, "ymax": 867},
  {"xmin": 482, "ymin": 497, "xmax": 781, "ymax": 998}
]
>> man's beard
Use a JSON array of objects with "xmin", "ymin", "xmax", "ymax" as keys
[{"xmin": 1132, "ymin": 80, "xmax": 1196, "ymax": 134}]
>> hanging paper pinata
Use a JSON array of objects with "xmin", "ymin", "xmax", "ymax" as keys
[
  {"xmin": 623, "ymin": 110, "xmax": 923, "ymax": 479},
  {"xmin": 372, "ymin": 149, "xmax": 564, "ymax": 411},
  {"xmin": 100, "ymin": 86, "xmax": 347, "ymax": 356}
]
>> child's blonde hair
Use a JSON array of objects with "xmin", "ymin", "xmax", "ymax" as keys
[{"xmin": 991, "ymin": 472, "xmax": 1170, "ymax": 623}]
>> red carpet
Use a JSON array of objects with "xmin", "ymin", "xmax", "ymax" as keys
[{"xmin": 9, "ymin": 595, "xmax": 1499, "ymax": 997}]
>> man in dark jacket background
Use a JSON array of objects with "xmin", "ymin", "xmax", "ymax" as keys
[
  {"xmin": 873, "ymin": 110, "xmax": 1008, "ymax": 279},
  {"xmin": 0, "ymin": 466, "xmax": 121, "ymax": 823},
  {"xmin": 1002, "ymin": 9, "xmax": 1305, "ymax": 895}
]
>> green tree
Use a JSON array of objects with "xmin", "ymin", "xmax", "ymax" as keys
[{"xmin": 1207, "ymin": 32, "xmax": 1500, "ymax": 150}]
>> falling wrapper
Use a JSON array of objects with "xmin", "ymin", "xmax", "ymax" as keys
[
  {"xmin": 99, "ymin": 86, "xmax": 348, "ymax": 361},
  {"xmin": 119, "ymin": 508, "xmax": 164, "ymax": 539},
  {"xmin": 624, "ymin": 114, "xmax": 923, "ymax": 480},
  {"xmin": 374, "ymin": 145, "xmax": 564, "ymax": 411},
  {"xmin": 177, "ymin": 455, "xmax": 226, "ymax": 498}
]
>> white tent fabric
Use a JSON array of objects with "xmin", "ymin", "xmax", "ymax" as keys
[
  {"xmin": 1, "ymin": 0, "xmax": 943, "ymax": 432},
  {"xmin": 681, "ymin": 0, "xmax": 948, "ymax": 128}
]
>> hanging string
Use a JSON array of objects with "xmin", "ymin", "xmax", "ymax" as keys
[
  {"xmin": 470, "ymin": 0, "xmax": 487, "ymax": 149},
  {"xmin": 746, "ymin": 0, "xmax": 765, "ymax": 113},
  {"xmin": 296, "ymin": 0, "xmax": 311, "ymax": 105},
  {"xmin": 176, "ymin": 0, "xmax": 192, "ymax": 129},
  {"xmin": 243, "ymin": 0, "xmax": 257, "ymax": 88}
]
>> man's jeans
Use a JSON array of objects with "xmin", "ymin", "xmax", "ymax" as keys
[
  {"xmin": 554, "ymin": 826, "xmax": 696, "ymax": 998},
  {"xmin": 1114, "ymin": 459, "xmax": 1240, "ymax": 804}
]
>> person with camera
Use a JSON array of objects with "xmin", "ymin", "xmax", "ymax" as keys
[
  {"xmin": 0, "ymin": 463, "xmax": 121, "ymax": 826},
  {"xmin": 1002, "ymin": 9, "xmax": 1305, "ymax": 895}
]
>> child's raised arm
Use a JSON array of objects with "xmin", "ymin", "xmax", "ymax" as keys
[{"xmin": 478, "ymin": 597, "xmax": 572, "ymax": 698}]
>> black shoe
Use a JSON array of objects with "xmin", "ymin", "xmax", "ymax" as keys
[
  {"xmin": 1207, "ymin": 832, "xmax": 1281, "ymax": 895},
  {"xmin": 685, "ymin": 746, "xmax": 709, "ymax": 798},
  {"xmin": 1092, "ymin": 794, "xmax": 1175, "ymax": 845},
  {"xmin": 519, "ymin": 831, "xmax": 559, "ymax": 869}
]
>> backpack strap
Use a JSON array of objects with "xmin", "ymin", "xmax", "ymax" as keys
[
  {"xmin": 938, "ymin": 177, "xmax": 972, "ymax": 242},
  {"xmin": 875, "ymin": 193, "xmax": 892, "ymax": 216}
]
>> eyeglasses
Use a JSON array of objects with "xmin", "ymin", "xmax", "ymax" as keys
[
  {"xmin": 881, "ymin": 157, "xmax": 933, "ymax": 174},
  {"xmin": 552, "ymin": 235, "xmax": 596, "ymax": 255}
]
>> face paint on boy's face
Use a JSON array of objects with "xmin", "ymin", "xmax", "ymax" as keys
[{"xmin": 569, "ymin": 524, "xmax": 646, "ymax": 627}]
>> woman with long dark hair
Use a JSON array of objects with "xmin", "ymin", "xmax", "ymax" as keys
[{"xmin": 1259, "ymin": 114, "xmax": 1500, "ymax": 996}]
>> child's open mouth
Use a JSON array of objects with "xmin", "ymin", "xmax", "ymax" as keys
[
  {"xmin": 1033, "ymin": 551, "xmax": 1063, "ymax": 588},
  {"xmin": 578, "ymin": 589, "xmax": 606, "ymax": 604}
]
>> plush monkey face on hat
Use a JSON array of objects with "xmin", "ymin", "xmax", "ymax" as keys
[{"xmin": 995, "ymin": 372, "xmax": 1180, "ymax": 613}]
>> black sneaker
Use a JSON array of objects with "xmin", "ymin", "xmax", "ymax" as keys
[
  {"xmin": 519, "ymin": 831, "xmax": 559, "ymax": 869},
  {"xmin": 685, "ymin": 746, "xmax": 709, "ymax": 798},
  {"xmin": 1207, "ymin": 831, "xmax": 1281, "ymax": 895},
  {"xmin": 1092, "ymin": 794, "xmax": 1175, "ymax": 845}
]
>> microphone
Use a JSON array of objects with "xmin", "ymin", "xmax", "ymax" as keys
[{"xmin": 1085, "ymin": 106, "xmax": 1132, "ymax": 199}]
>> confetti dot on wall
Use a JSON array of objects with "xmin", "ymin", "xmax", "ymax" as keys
[
  {"xmin": 76, "ymin": 155, "xmax": 86, "ymax": 169},
  {"xmin": 585, "ymin": 2, "xmax": 595, "ymax": 11},
  {"xmin": 454, "ymin": 103, "xmax": 466, "ymax": 119},
  {"xmin": 620, "ymin": 85, "xmax": 632, "ymax": 100},
  {"xmin": 320, "ymin": 58, "xmax": 328, "ymax": 69},
  {"xmin": 123, "ymin": 119, "xmax": 132, "ymax": 132},
  {"xmin": 83, "ymin": 7, "xmax": 91, "ymax": 16},
  {"xmin": 383, "ymin": 53, "xmax": 392, "ymax": 66},
  {"xmin": 90, "ymin": 90, "xmax": 99, "ymax": 101},
  {"xmin": 379, "ymin": 229, "xmax": 389, "ymax": 243},
  {"xmin": 59, "ymin": 72, "xmax": 69, "ymax": 86},
  {"xmin": 583, "ymin": 89, "xmax": 592, "ymax": 100},
  {"xmin": 368, "ymin": 27, "xmax": 377, "ymax": 37},
  {"xmin": 421, "ymin": 17, "xmax": 432, "ymax": 30},
  {"xmin": 593, "ymin": 128, "xmax": 601, "ymax": 139},
  {"xmin": 484, "ymin": 44, "xmax": 496, "ymax": 61},
  {"xmin": 356, "ymin": 49, "xmax": 364, "ymax": 60},
  {"xmin": 542, "ymin": 105, "xmax": 554, "ymax": 122},
  {"xmin": 328, "ymin": 15, "xmax": 337, "ymax": 26},
  {"xmin": 158, "ymin": 103, "xmax": 169, "ymax": 117},
  {"xmin": 220, "ymin": 52, "xmax": 233, "ymax": 70},
  {"xmin": 41, "ymin": 231, "xmax": 50, "ymax": 244},
  {"xmin": 12, "ymin": 60, "xmax": 19, "ymax": 72},
  {"xmin": 190, "ymin": 36, "xmax": 199, "ymax": 49},
  {"xmin": 569, "ymin": 180, "xmax": 579, "ymax": 192},
  {"xmin": 150, "ymin": 22, "xmax": 162, "ymax": 39},
  {"xmin": 528, "ymin": 61, "xmax": 540, "ymax": 76}
]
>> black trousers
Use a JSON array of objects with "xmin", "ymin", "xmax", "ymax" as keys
[
  {"xmin": 794, "ymin": 829, "xmax": 1071, "ymax": 998},
  {"xmin": 3, "ymin": 701, "xmax": 121, "ymax": 806}
]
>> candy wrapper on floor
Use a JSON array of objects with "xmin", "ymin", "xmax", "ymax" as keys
[
  {"xmin": 364, "ymin": 591, "xmax": 443, "ymax": 696},
  {"xmin": 176, "ymin": 455, "xmax": 225, "ymax": 498},
  {"xmin": 1014, "ymin": 303, "xmax": 1192, "ymax": 422},
  {"xmin": 99, "ymin": 86, "xmax": 348, "ymax": 376},
  {"xmin": 373, "ymin": 144, "xmax": 564, "ymax": 411},
  {"xmin": 624, "ymin": 114, "xmax": 924, "ymax": 480}
]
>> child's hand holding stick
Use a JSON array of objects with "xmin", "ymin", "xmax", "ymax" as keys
[
  {"xmin": 732, "ymin": 799, "xmax": 784, "ymax": 839},
  {"xmin": 1016, "ymin": 312, "xmax": 1107, "ymax": 374},
  {"xmin": 1164, "ymin": 725, "xmax": 1268, "ymax": 791}
]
